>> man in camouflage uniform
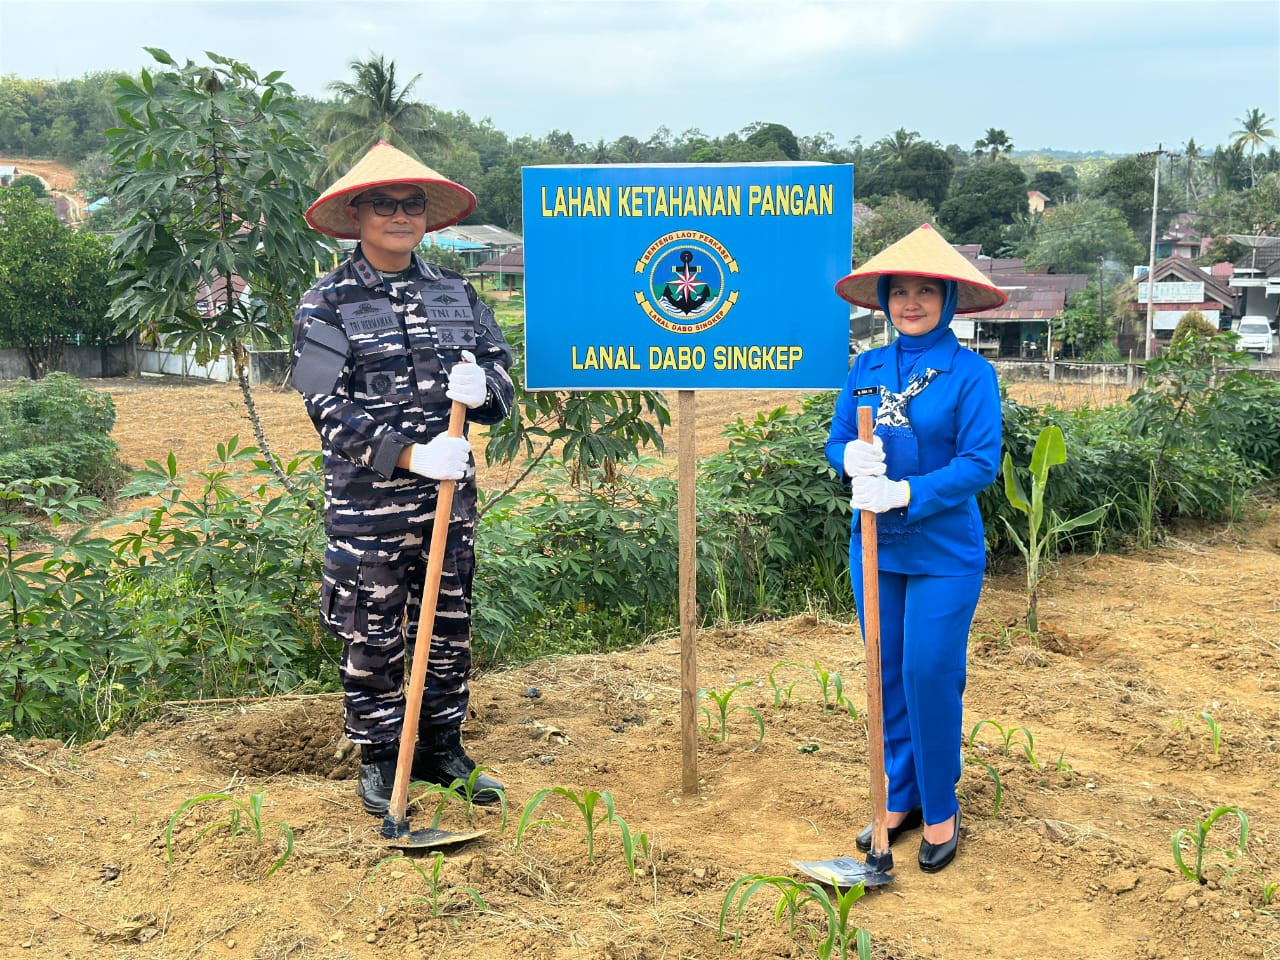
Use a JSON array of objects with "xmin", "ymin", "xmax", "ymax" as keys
[{"xmin": 292, "ymin": 142, "xmax": 515, "ymax": 815}]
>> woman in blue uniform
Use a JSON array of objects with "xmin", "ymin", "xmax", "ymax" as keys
[{"xmin": 826, "ymin": 223, "xmax": 1007, "ymax": 873}]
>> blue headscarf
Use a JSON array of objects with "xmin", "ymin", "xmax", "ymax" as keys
[{"xmin": 877, "ymin": 274, "xmax": 959, "ymax": 381}]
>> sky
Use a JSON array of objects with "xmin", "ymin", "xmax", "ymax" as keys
[{"xmin": 1, "ymin": 0, "xmax": 1277, "ymax": 156}]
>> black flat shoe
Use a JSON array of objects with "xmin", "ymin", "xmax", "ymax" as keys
[
  {"xmin": 854, "ymin": 805, "xmax": 923, "ymax": 853},
  {"xmin": 918, "ymin": 809, "xmax": 961, "ymax": 873}
]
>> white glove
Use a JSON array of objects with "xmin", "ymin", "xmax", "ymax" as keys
[
  {"xmin": 407, "ymin": 434, "xmax": 471, "ymax": 480},
  {"xmin": 850, "ymin": 475, "xmax": 910, "ymax": 514},
  {"xmin": 446, "ymin": 350, "xmax": 487, "ymax": 409},
  {"xmin": 843, "ymin": 436, "xmax": 886, "ymax": 478}
]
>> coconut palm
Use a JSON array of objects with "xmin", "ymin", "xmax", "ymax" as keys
[
  {"xmin": 875, "ymin": 128, "xmax": 920, "ymax": 164},
  {"xmin": 1231, "ymin": 107, "xmax": 1277, "ymax": 189},
  {"xmin": 316, "ymin": 53, "xmax": 450, "ymax": 182},
  {"xmin": 1181, "ymin": 137, "xmax": 1203, "ymax": 204},
  {"xmin": 974, "ymin": 127, "xmax": 1013, "ymax": 162}
]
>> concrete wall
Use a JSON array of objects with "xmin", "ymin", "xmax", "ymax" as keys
[
  {"xmin": 0, "ymin": 346, "xmax": 289, "ymax": 386},
  {"xmin": 993, "ymin": 358, "xmax": 1144, "ymax": 388},
  {"xmin": 0, "ymin": 343, "xmax": 134, "ymax": 380}
]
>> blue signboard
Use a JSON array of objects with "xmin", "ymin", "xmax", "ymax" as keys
[{"xmin": 522, "ymin": 163, "xmax": 853, "ymax": 390}]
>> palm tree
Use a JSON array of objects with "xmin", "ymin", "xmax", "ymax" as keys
[
  {"xmin": 1231, "ymin": 107, "xmax": 1277, "ymax": 189},
  {"xmin": 1181, "ymin": 137, "xmax": 1202, "ymax": 204},
  {"xmin": 876, "ymin": 128, "xmax": 920, "ymax": 164},
  {"xmin": 973, "ymin": 127, "xmax": 1013, "ymax": 162},
  {"xmin": 317, "ymin": 53, "xmax": 450, "ymax": 181}
]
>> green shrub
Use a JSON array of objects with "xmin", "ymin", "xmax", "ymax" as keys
[{"xmin": 0, "ymin": 374, "xmax": 128, "ymax": 498}]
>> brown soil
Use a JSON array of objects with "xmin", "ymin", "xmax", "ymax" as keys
[
  {"xmin": 2, "ymin": 379, "xmax": 1277, "ymax": 960},
  {"xmin": 0, "ymin": 156, "xmax": 85, "ymax": 221}
]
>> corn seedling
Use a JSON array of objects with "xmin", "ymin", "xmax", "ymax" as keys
[
  {"xmin": 1054, "ymin": 749, "xmax": 1073, "ymax": 774},
  {"xmin": 165, "ymin": 789, "xmax": 294, "ymax": 878},
  {"xmin": 1172, "ymin": 805, "xmax": 1249, "ymax": 885},
  {"xmin": 370, "ymin": 853, "xmax": 486, "ymax": 917},
  {"xmin": 963, "ymin": 756, "xmax": 1004, "ymax": 817},
  {"xmin": 767, "ymin": 660, "xmax": 809, "ymax": 707},
  {"xmin": 697, "ymin": 682, "xmax": 765, "ymax": 749},
  {"xmin": 1259, "ymin": 876, "xmax": 1277, "ymax": 907},
  {"xmin": 719, "ymin": 873, "xmax": 871, "ymax": 959},
  {"xmin": 407, "ymin": 771, "xmax": 509, "ymax": 832},
  {"xmin": 806, "ymin": 661, "xmax": 859, "ymax": 716},
  {"xmin": 1001, "ymin": 424, "xmax": 1108, "ymax": 633},
  {"xmin": 516, "ymin": 786, "xmax": 620, "ymax": 864},
  {"xmin": 1199, "ymin": 711, "xmax": 1222, "ymax": 757},
  {"xmin": 614, "ymin": 814, "xmax": 654, "ymax": 887},
  {"xmin": 969, "ymin": 719, "xmax": 1039, "ymax": 768}
]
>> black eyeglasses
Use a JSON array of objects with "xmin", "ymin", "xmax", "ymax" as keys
[{"xmin": 350, "ymin": 196, "xmax": 428, "ymax": 217}]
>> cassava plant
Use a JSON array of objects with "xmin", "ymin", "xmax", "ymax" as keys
[{"xmin": 1001, "ymin": 424, "xmax": 1108, "ymax": 632}]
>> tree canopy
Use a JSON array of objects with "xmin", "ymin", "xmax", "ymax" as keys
[
  {"xmin": 0, "ymin": 185, "xmax": 112, "ymax": 376},
  {"xmin": 937, "ymin": 160, "xmax": 1028, "ymax": 255},
  {"xmin": 1024, "ymin": 198, "xmax": 1143, "ymax": 275}
]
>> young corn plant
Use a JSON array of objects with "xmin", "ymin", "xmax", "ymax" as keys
[
  {"xmin": 969, "ymin": 719, "xmax": 1040, "ymax": 768},
  {"xmin": 1001, "ymin": 424, "xmax": 1108, "ymax": 633},
  {"xmin": 165, "ymin": 789, "xmax": 294, "ymax": 878},
  {"xmin": 697, "ymin": 682, "xmax": 765, "ymax": 749},
  {"xmin": 807, "ymin": 661, "xmax": 859, "ymax": 717},
  {"xmin": 962, "ymin": 756, "xmax": 1004, "ymax": 817},
  {"xmin": 1172, "ymin": 805, "xmax": 1249, "ymax": 885},
  {"xmin": 370, "ymin": 853, "xmax": 486, "ymax": 917},
  {"xmin": 516, "ymin": 786, "xmax": 626, "ymax": 866},
  {"xmin": 719, "ymin": 873, "xmax": 871, "ymax": 959},
  {"xmin": 1199, "ymin": 711, "xmax": 1223, "ymax": 758},
  {"xmin": 408, "ymin": 770, "xmax": 509, "ymax": 831},
  {"xmin": 767, "ymin": 660, "xmax": 809, "ymax": 708}
]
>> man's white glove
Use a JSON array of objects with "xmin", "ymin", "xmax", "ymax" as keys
[
  {"xmin": 843, "ymin": 436, "xmax": 886, "ymax": 478},
  {"xmin": 446, "ymin": 350, "xmax": 487, "ymax": 409},
  {"xmin": 408, "ymin": 434, "xmax": 471, "ymax": 480},
  {"xmin": 850, "ymin": 475, "xmax": 910, "ymax": 514}
]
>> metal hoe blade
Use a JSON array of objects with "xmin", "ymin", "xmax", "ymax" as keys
[
  {"xmin": 792, "ymin": 849, "xmax": 895, "ymax": 889},
  {"xmin": 381, "ymin": 814, "xmax": 487, "ymax": 850}
]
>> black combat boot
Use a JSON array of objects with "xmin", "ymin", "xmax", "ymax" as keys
[
  {"xmin": 413, "ymin": 727, "xmax": 504, "ymax": 805},
  {"xmin": 355, "ymin": 741, "xmax": 399, "ymax": 817}
]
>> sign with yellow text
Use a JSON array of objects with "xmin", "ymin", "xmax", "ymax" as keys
[{"xmin": 522, "ymin": 163, "xmax": 853, "ymax": 389}]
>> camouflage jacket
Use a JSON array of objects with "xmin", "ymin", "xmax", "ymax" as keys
[{"xmin": 292, "ymin": 246, "xmax": 515, "ymax": 536}]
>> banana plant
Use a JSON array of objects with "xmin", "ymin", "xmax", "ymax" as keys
[{"xmin": 1001, "ymin": 425, "xmax": 1107, "ymax": 633}]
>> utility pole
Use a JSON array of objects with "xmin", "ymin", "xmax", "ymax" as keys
[
  {"xmin": 1139, "ymin": 144, "xmax": 1179, "ymax": 361},
  {"xmin": 1098, "ymin": 255, "xmax": 1106, "ymax": 359}
]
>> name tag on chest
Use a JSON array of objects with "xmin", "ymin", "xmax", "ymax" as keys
[
  {"xmin": 338, "ymin": 298, "xmax": 399, "ymax": 336},
  {"xmin": 420, "ymin": 281, "xmax": 477, "ymax": 348}
]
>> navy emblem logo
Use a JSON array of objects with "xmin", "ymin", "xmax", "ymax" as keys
[
  {"xmin": 634, "ymin": 231, "xmax": 739, "ymax": 334},
  {"xmin": 429, "ymin": 293, "xmax": 462, "ymax": 305}
]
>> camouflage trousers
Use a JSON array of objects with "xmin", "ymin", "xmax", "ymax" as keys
[{"xmin": 320, "ymin": 523, "xmax": 477, "ymax": 746}]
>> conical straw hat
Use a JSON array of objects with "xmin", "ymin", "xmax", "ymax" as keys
[
  {"xmin": 835, "ymin": 223, "xmax": 1007, "ymax": 314},
  {"xmin": 305, "ymin": 141, "xmax": 477, "ymax": 238}
]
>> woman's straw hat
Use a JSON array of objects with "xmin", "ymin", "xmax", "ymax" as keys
[
  {"xmin": 305, "ymin": 141, "xmax": 477, "ymax": 238},
  {"xmin": 835, "ymin": 223, "xmax": 1008, "ymax": 313}
]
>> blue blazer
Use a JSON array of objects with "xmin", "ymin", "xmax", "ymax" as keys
[{"xmin": 825, "ymin": 330, "xmax": 1001, "ymax": 575}]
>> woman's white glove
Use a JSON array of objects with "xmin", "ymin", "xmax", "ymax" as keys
[
  {"xmin": 408, "ymin": 434, "xmax": 471, "ymax": 480},
  {"xmin": 446, "ymin": 350, "xmax": 487, "ymax": 409},
  {"xmin": 850, "ymin": 475, "xmax": 910, "ymax": 513},
  {"xmin": 843, "ymin": 436, "xmax": 886, "ymax": 478}
]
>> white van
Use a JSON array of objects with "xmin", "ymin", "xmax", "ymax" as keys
[{"xmin": 1236, "ymin": 316, "xmax": 1274, "ymax": 356}]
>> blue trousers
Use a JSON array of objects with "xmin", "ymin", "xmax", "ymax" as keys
[{"xmin": 850, "ymin": 564, "xmax": 982, "ymax": 827}]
